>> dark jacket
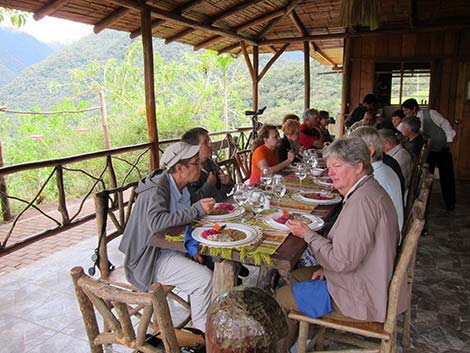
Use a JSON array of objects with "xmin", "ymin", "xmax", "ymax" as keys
[{"xmin": 279, "ymin": 136, "xmax": 302, "ymax": 163}]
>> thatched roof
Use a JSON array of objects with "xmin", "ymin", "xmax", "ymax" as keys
[{"xmin": 1, "ymin": 0, "xmax": 469, "ymax": 67}]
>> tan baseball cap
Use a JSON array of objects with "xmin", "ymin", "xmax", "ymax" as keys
[{"xmin": 160, "ymin": 141, "xmax": 200, "ymax": 169}]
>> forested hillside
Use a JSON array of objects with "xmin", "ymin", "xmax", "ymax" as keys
[{"xmin": 0, "ymin": 28, "xmax": 55, "ymax": 88}]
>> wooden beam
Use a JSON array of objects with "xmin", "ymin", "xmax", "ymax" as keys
[
  {"xmin": 289, "ymin": 10, "xmax": 308, "ymax": 36},
  {"xmin": 304, "ymin": 41, "xmax": 310, "ymax": 110},
  {"xmin": 165, "ymin": 0, "xmax": 265, "ymax": 45},
  {"xmin": 253, "ymin": 46, "xmax": 259, "ymax": 111},
  {"xmin": 130, "ymin": 0, "xmax": 205, "ymax": 39},
  {"xmin": 33, "ymin": 0, "xmax": 69, "ymax": 21},
  {"xmin": 340, "ymin": 37, "xmax": 351, "ymax": 137},
  {"xmin": 259, "ymin": 33, "xmax": 345, "ymax": 46},
  {"xmin": 94, "ymin": 7, "xmax": 132, "ymax": 34},
  {"xmin": 241, "ymin": 42, "xmax": 256, "ymax": 82},
  {"xmin": 218, "ymin": 42, "xmax": 240, "ymax": 54},
  {"xmin": 311, "ymin": 43, "xmax": 335, "ymax": 66},
  {"xmin": 255, "ymin": 0, "xmax": 302, "ymax": 40},
  {"xmin": 193, "ymin": 8, "xmax": 285, "ymax": 51},
  {"xmin": 258, "ymin": 43, "xmax": 290, "ymax": 81},
  {"xmin": 108, "ymin": 0, "xmax": 141, "ymax": 11},
  {"xmin": 141, "ymin": 5, "xmax": 159, "ymax": 169}
]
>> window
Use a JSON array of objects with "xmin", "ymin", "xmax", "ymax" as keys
[{"xmin": 375, "ymin": 62, "xmax": 431, "ymax": 106}]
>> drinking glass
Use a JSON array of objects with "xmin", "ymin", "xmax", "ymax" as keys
[
  {"xmin": 260, "ymin": 168, "xmax": 273, "ymax": 190},
  {"xmin": 233, "ymin": 184, "xmax": 248, "ymax": 207},
  {"xmin": 295, "ymin": 163, "xmax": 307, "ymax": 193},
  {"xmin": 248, "ymin": 189, "xmax": 266, "ymax": 226}
]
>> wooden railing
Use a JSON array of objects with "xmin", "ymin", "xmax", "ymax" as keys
[{"xmin": 0, "ymin": 127, "xmax": 253, "ymax": 255}]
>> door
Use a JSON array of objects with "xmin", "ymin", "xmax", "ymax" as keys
[{"xmin": 454, "ymin": 63, "xmax": 470, "ymax": 179}]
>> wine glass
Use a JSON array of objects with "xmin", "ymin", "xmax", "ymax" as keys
[
  {"xmin": 248, "ymin": 189, "xmax": 266, "ymax": 226},
  {"xmin": 260, "ymin": 168, "xmax": 273, "ymax": 191},
  {"xmin": 272, "ymin": 175, "xmax": 287, "ymax": 207},
  {"xmin": 233, "ymin": 184, "xmax": 248, "ymax": 207},
  {"xmin": 295, "ymin": 163, "xmax": 307, "ymax": 193}
]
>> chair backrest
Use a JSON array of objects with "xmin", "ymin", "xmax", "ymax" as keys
[
  {"xmin": 235, "ymin": 149, "xmax": 252, "ymax": 183},
  {"xmin": 94, "ymin": 182, "xmax": 138, "ymax": 279},
  {"xmin": 383, "ymin": 201, "xmax": 425, "ymax": 335},
  {"xmin": 218, "ymin": 157, "xmax": 241, "ymax": 184},
  {"xmin": 70, "ymin": 266, "xmax": 180, "ymax": 353},
  {"xmin": 211, "ymin": 133, "xmax": 238, "ymax": 162}
]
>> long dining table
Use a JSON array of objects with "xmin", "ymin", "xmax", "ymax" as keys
[{"xmin": 149, "ymin": 179, "xmax": 339, "ymax": 299}]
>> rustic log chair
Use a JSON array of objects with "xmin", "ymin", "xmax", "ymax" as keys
[
  {"xmin": 234, "ymin": 149, "xmax": 252, "ymax": 183},
  {"xmin": 93, "ymin": 183, "xmax": 192, "ymax": 330},
  {"xmin": 211, "ymin": 133, "xmax": 238, "ymax": 162},
  {"xmin": 71, "ymin": 266, "xmax": 204, "ymax": 353},
  {"xmin": 405, "ymin": 138, "xmax": 431, "ymax": 218},
  {"xmin": 217, "ymin": 157, "xmax": 242, "ymax": 185},
  {"xmin": 288, "ymin": 200, "xmax": 426, "ymax": 353},
  {"xmin": 401, "ymin": 168, "xmax": 433, "ymax": 348}
]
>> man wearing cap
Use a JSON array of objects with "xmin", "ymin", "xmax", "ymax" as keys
[{"xmin": 119, "ymin": 141, "xmax": 216, "ymax": 332}]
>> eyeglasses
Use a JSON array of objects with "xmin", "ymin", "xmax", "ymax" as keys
[{"xmin": 187, "ymin": 160, "xmax": 202, "ymax": 166}]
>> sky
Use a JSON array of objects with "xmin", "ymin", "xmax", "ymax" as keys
[{"xmin": 0, "ymin": 15, "xmax": 92, "ymax": 44}]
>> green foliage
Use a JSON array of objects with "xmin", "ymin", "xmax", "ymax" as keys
[{"xmin": 0, "ymin": 8, "xmax": 29, "ymax": 27}]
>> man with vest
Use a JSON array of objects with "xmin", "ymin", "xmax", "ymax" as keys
[{"xmin": 401, "ymin": 98, "xmax": 456, "ymax": 211}]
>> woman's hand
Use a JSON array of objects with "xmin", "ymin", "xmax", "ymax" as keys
[
  {"xmin": 287, "ymin": 150, "xmax": 296, "ymax": 162},
  {"xmin": 286, "ymin": 219, "xmax": 310, "ymax": 239},
  {"xmin": 312, "ymin": 267, "xmax": 324, "ymax": 280}
]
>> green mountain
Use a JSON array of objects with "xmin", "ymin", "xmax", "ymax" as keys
[{"xmin": 0, "ymin": 27, "xmax": 55, "ymax": 88}]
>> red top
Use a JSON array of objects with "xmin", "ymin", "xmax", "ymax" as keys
[
  {"xmin": 299, "ymin": 122, "xmax": 321, "ymax": 149},
  {"xmin": 249, "ymin": 145, "xmax": 279, "ymax": 185}
]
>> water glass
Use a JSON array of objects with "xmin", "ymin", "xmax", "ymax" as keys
[
  {"xmin": 233, "ymin": 184, "xmax": 248, "ymax": 207},
  {"xmin": 248, "ymin": 189, "xmax": 266, "ymax": 226},
  {"xmin": 260, "ymin": 168, "xmax": 273, "ymax": 190},
  {"xmin": 295, "ymin": 163, "xmax": 307, "ymax": 192}
]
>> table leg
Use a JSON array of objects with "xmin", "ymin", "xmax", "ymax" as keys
[
  {"xmin": 211, "ymin": 259, "xmax": 240, "ymax": 301},
  {"xmin": 256, "ymin": 265, "xmax": 279, "ymax": 293}
]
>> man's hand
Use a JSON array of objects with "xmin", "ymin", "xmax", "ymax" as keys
[
  {"xmin": 286, "ymin": 219, "xmax": 310, "ymax": 238},
  {"xmin": 312, "ymin": 267, "xmax": 324, "ymax": 280},
  {"xmin": 200, "ymin": 197, "xmax": 216, "ymax": 213},
  {"xmin": 218, "ymin": 172, "xmax": 232, "ymax": 185},
  {"xmin": 287, "ymin": 150, "xmax": 296, "ymax": 163},
  {"xmin": 193, "ymin": 252, "xmax": 205, "ymax": 264},
  {"xmin": 207, "ymin": 172, "xmax": 217, "ymax": 186}
]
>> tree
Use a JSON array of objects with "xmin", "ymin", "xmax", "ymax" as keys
[{"xmin": 0, "ymin": 7, "xmax": 29, "ymax": 27}]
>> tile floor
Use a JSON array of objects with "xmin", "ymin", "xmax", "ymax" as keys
[{"xmin": 0, "ymin": 181, "xmax": 469, "ymax": 353}]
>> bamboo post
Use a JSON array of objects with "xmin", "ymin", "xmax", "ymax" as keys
[
  {"xmin": 340, "ymin": 36, "xmax": 352, "ymax": 137},
  {"xmin": 252, "ymin": 45, "xmax": 259, "ymax": 111},
  {"xmin": 0, "ymin": 141, "xmax": 12, "ymax": 221},
  {"xmin": 141, "ymin": 5, "xmax": 159, "ymax": 170},
  {"xmin": 56, "ymin": 165, "xmax": 70, "ymax": 225},
  {"xmin": 70, "ymin": 267, "xmax": 103, "ymax": 353},
  {"xmin": 106, "ymin": 155, "xmax": 117, "ymax": 190},
  {"xmin": 99, "ymin": 90, "xmax": 111, "ymax": 150},
  {"xmin": 303, "ymin": 41, "xmax": 311, "ymax": 110}
]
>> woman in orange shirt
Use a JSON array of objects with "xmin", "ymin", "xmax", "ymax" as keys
[{"xmin": 249, "ymin": 125, "xmax": 295, "ymax": 185}]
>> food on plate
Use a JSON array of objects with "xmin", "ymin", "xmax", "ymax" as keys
[
  {"xmin": 274, "ymin": 210, "xmax": 312, "ymax": 224},
  {"xmin": 211, "ymin": 203, "xmax": 236, "ymax": 215},
  {"xmin": 201, "ymin": 224, "xmax": 247, "ymax": 242},
  {"xmin": 318, "ymin": 176, "xmax": 333, "ymax": 184},
  {"xmin": 301, "ymin": 192, "xmax": 335, "ymax": 200}
]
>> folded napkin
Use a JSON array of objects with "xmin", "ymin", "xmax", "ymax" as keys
[{"xmin": 184, "ymin": 225, "xmax": 214, "ymax": 270}]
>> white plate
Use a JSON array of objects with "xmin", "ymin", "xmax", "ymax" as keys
[
  {"xmin": 292, "ymin": 192, "xmax": 342, "ymax": 205},
  {"xmin": 264, "ymin": 211, "xmax": 324, "ymax": 231},
  {"xmin": 192, "ymin": 223, "xmax": 257, "ymax": 247},
  {"xmin": 202, "ymin": 204, "xmax": 245, "ymax": 220},
  {"xmin": 315, "ymin": 176, "xmax": 334, "ymax": 187}
]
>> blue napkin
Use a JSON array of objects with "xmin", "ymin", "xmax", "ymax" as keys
[
  {"xmin": 184, "ymin": 225, "xmax": 214, "ymax": 270},
  {"xmin": 292, "ymin": 279, "xmax": 332, "ymax": 318}
]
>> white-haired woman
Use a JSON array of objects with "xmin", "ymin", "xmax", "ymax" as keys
[{"xmin": 275, "ymin": 137, "xmax": 405, "ymax": 349}]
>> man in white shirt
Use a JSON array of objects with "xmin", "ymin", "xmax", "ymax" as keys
[
  {"xmin": 379, "ymin": 129, "xmax": 414, "ymax": 190},
  {"xmin": 401, "ymin": 99, "xmax": 456, "ymax": 210}
]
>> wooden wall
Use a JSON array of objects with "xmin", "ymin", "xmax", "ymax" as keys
[{"xmin": 346, "ymin": 28, "xmax": 470, "ymax": 124}]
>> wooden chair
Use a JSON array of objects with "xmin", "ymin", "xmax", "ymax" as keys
[
  {"xmin": 235, "ymin": 149, "xmax": 252, "ymax": 183},
  {"xmin": 288, "ymin": 202, "xmax": 426, "ymax": 353},
  {"xmin": 217, "ymin": 157, "xmax": 240, "ymax": 185},
  {"xmin": 93, "ymin": 183, "xmax": 191, "ymax": 329},
  {"xmin": 401, "ymin": 168, "xmax": 433, "ymax": 348},
  {"xmin": 71, "ymin": 267, "xmax": 204, "ymax": 353},
  {"xmin": 211, "ymin": 133, "xmax": 238, "ymax": 162}
]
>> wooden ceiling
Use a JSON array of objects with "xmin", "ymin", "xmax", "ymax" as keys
[{"xmin": 1, "ymin": 0, "xmax": 469, "ymax": 67}]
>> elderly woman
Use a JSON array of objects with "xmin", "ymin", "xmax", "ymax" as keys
[
  {"xmin": 275, "ymin": 137, "xmax": 404, "ymax": 349},
  {"xmin": 279, "ymin": 119, "xmax": 302, "ymax": 163},
  {"xmin": 250, "ymin": 124, "xmax": 295, "ymax": 185}
]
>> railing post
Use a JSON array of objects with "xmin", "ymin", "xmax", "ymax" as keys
[
  {"xmin": 0, "ymin": 141, "xmax": 12, "ymax": 221},
  {"xmin": 56, "ymin": 165, "xmax": 70, "ymax": 225},
  {"xmin": 106, "ymin": 155, "xmax": 117, "ymax": 190},
  {"xmin": 99, "ymin": 90, "xmax": 111, "ymax": 150}
]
